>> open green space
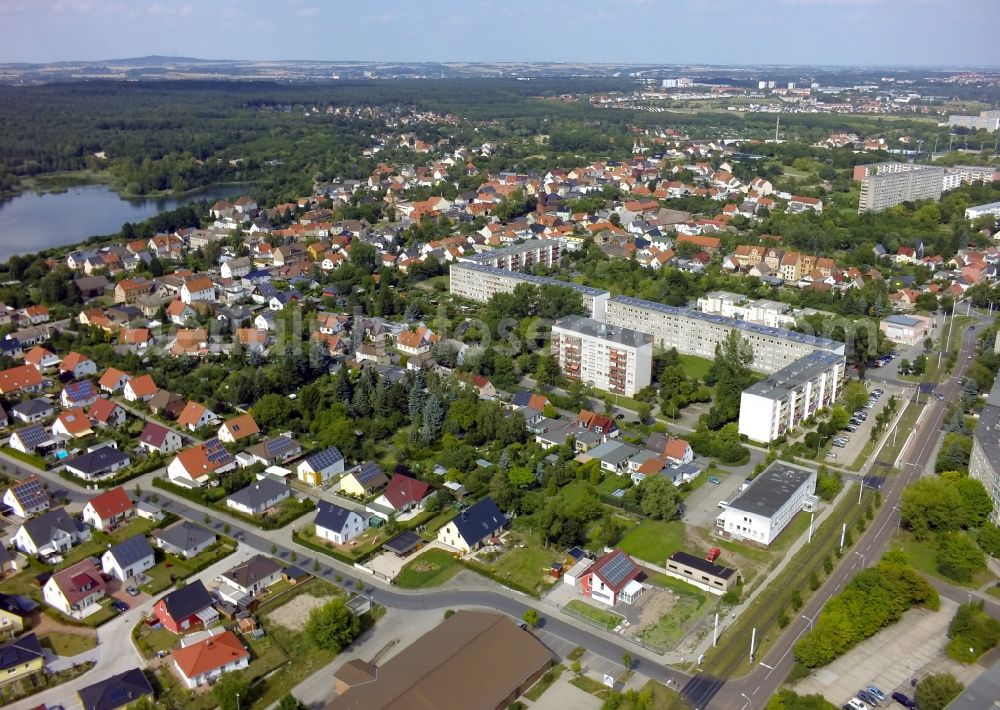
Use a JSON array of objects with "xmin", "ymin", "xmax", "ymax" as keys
[
  {"xmin": 60, "ymin": 516, "xmax": 161, "ymax": 567},
  {"xmin": 133, "ymin": 623, "xmax": 180, "ymax": 660},
  {"xmin": 570, "ymin": 674, "xmax": 614, "ymax": 699},
  {"xmin": 2, "ymin": 446, "xmax": 46, "ymax": 470},
  {"xmin": 892, "ymin": 533, "xmax": 997, "ymax": 589},
  {"xmin": 471, "ymin": 535, "xmax": 558, "ymax": 595},
  {"xmin": 39, "ymin": 631, "xmax": 96, "ymax": 657},
  {"xmin": 677, "ymin": 353, "xmax": 715, "ymax": 382},
  {"xmin": 618, "ymin": 519, "xmax": 686, "ymax": 565},
  {"xmin": 395, "ymin": 548, "xmax": 462, "ymax": 589},
  {"xmin": 564, "ymin": 600, "xmax": 622, "ymax": 630},
  {"xmin": 639, "ymin": 589, "xmax": 709, "ymax": 648}
]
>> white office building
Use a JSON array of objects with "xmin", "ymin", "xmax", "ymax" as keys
[
  {"xmin": 449, "ymin": 262, "xmax": 610, "ymax": 320},
  {"xmin": 605, "ymin": 295, "xmax": 844, "ymax": 375},
  {"xmin": 738, "ymin": 351, "xmax": 845, "ymax": 444},
  {"xmin": 550, "ymin": 316, "xmax": 653, "ymax": 397},
  {"xmin": 717, "ymin": 461, "xmax": 817, "ymax": 546},
  {"xmin": 948, "ymin": 110, "xmax": 1000, "ymax": 132}
]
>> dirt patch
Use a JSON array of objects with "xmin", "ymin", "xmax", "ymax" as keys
[
  {"xmin": 410, "ymin": 561, "xmax": 438, "ymax": 573},
  {"xmin": 267, "ymin": 594, "xmax": 329, "ymax": 632},
  {"xmin": 631, "ymin": 591, "xmax": 677, "ymax": 634},
  {"xmin": 30, "ymin": 613, "xmax": 97, "ymax": 641}
]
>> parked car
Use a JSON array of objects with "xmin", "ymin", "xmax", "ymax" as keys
[
  {"xmin": 112, "ymin": 600, "xmax": 129, "ymax": 612},
  {"xmin": 125, "ymin": 586, "xmax": 140, "ymax": 597},
  {"xmin": 825, "ymin": 452, "xmax": 838, "ymax": 460},
  {"xmin": 845, "ymin": 698, "xmax": 869, "ymax": 710},
  {"xmin": 857, "ymin": 689, "xmax": 879, "ymax": 706},
  {"xmin": 707, "ymin": 475, "xmax": 721, "ymax": 484},
  {"xmin": 890, "ymin": 691, "xmax": 916, "ymax": 709},
  {"xmin": 867, "ymin": 687, "xmax": 886, "ymax": 702},
  {"xmin": 846, "ymin": 425, "xmax": 858, "ymax": 433}
]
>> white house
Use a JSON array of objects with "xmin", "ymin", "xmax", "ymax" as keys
[
  {"xmin": 101, "ymin": 535, "xmax": 155, "ymax": 581},
  {"xmin": 13, "ymin": 508, "xmax": 91, "ymax": 556},
  {"xmin": 180, "ymin": 277, "xmax": 216, "ymax": 305},
  {"xmin": 3, "ymin": 476, "xmax": 50, "ymax": 518},
  {"xmin": 437, "ymin": 497, "xmax": 509, "ymax": 553},
  {"xmin": 313, "ymin": 501, "xmax": 368, "ymax": 545},
  {"xmin": 172, "ymin": 630, "xmax": 249, "ymax": 689},
  {"xmin": 217, "ymin": 555, "xmax": 283, "ymax": 598},
  {"xmin": 716, "ymin": 461, "xmax": 817, "ymax": 546},
  {"xmin": 225, "ymin": 479, "xmax": 290, "ymax": 516},
  {"xmin": 296, "ymin": 446, "xmax": 345, "ymax": 486},
  {"xmin": 81, "ymin": 487, "xmax": 134, "ymax": 531},
  {"xmin": 43, "ymin": 557, "xmax": 107, "ymax": 619}
]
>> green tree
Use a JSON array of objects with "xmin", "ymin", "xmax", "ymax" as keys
[
  {"xmin": 842, "ymin": 381, "xmax": 869, "ymax": 413},
  {"xmin": 276, "ymin": 694, "xmax": 307, "ymax": 710},
  {"xmin": 900, "ymin": 477, "xmax": 966, "ymax": 539},
  {"xmin": 914, "ymin": 673, "xmax": 963, "ymax": 710},
  {"xmin": 523, "ymin": 609, "xmax": 540, "ymax": 627},
  {"xmin": 304, "ymin": 598, "xmax": 361, "ymax": 653},
  {"xmin": 212, "ymin": 670, "xmax": 251, "ymax": 710},
  {"xmin": 954, "ymin": 478, "xmax": 994, "ymax": 527},
  {"xmin": 765, "ymin": 689, "xmax": 838, "ymax": 710},
  {"xmin": 705, "ymin": 330, "xmax": 754, "ymax": 428},
  {"xmin": 936, "ymin": 531, "xmax": 986, "ymax": 583},
  {"xmin": 636, "ymin": 476, "xmax": 682, "ymax": 520}
]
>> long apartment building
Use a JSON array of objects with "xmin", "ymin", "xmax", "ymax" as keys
[
  {"xmin": 855, "ymin": 163, "xmax": 945, "ymax": 213},
  {"xmin": 465, "ymin": 238, "xmax": 563, "ymax": 271},
  {"xmin": 970, "ymin": 376, "xmax": 1000, "ymax": 525},
  {"xmin": 604, "ymin": 295, "xmax": 844, "ymax": 374},
  {"xmin": 550, "ymin": 316, "xmax": 653, "ymax": 397},
  {"xmin": 738, "ymin": 350, "xmax": 846, "ymax": 444},
  {"xmin": 450, "ymin": 262, "xmax": 610, "ymax": 320}
]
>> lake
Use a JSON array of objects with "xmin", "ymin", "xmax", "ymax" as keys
[{"xmin": 0, "ymin": 183, "xmax": 248, "ymax": 262}]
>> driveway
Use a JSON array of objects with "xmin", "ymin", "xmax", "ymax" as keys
[{"xmin": 365, "ymin": 540, "xmax": 451, "ymax": 580}]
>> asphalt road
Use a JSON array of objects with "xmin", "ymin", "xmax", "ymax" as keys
[{"xmin": 688, "ymin": 319, "xmax": 983, "ymax": 710}]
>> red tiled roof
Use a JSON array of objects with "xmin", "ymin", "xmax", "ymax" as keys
[
  {"xmin": 382, "ymin": 476, "xmax": 430, "ymax": 510},
  {"xmin": 172, "ymin": 630, "xmax": 248, "ymax": 679},
  {"xmin": 86, "ymin": 486, "xmax": 133, "ymax": 521}
]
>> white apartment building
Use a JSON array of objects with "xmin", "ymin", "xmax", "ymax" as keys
[
  {"xmin": 605, "ymin": 295, "xmax": 844, "ymax": 375},
  {"xmin": 970, "ymin": 376, "xmax": 1000, "ymax": 525},
  {"xmin": 857, "ymin": 163, "xmax": 945, "ymax": 213},
  {"xmin": 941, "ymin": 165, "xmax": 1000, "ymax": 191},
  {"xmin": 450, "ymin": 262, "xmax": 610, "ymax": 320},
  {"xmin": 966, "ymin": 201, "xmax": 1000, "ymax": 221},
  {"xmin": 948, "ymin": 109, "xmax": 1000, "ymax": 132},
  {"xmin": 717, "ymin": 461, "xmax": 817, "ymax": 546},
  {"xmin": 465, "ymin": 238, "xmax": 563, "ymax": 271},
  {"xmin": 550, "ymin": 316, "xmax": 653, "ymax": 397},
  {"xmin": 738, "ymin": 351, "xmax": 845, "ymax": 444}
]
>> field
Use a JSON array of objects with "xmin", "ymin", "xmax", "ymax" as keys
[
  {"xmin": 395, "ymin": 548, "xmax": 462, "ymax": 589},
  {"xmin": 39, "ymin": 631, "xmax": 96, "ymax": 657},
  {"xmin": 677, "ymin": 353, "xmax": 715, "ymax": 381},
  {"xmin": 618, "ymin": 520, "xmax": 687, "ymax": 565}
]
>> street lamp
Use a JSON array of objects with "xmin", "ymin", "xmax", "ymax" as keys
[
  {"xmin": 236, "ymin": 693, "xmax": 240, "ymax": 710},
  {"xmin": 741, "ymin": 692, "xmax": 752, "ymax": 710},
  {"xmin": 801, "ymin": 612, "xmax": 819, "ymax": 630},
  {"xmin": 892, "ymin": 504, "xmax": 902, "ymax": 536},
  {"xmin": 854, "ymin": 551, "xmax": 865, "ymax": 568}
]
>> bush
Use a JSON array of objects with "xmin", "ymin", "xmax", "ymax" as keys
[
  {"xmin": 915, "ymin": 673, "xmax": 963, "ymax": 710},
  {"xmin": 946, "ymin": 601, "xmax": 1000, "ymax": 663}
]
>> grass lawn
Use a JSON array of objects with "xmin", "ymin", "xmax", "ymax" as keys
[
  {"xmin": 564, "ymin": 600, "xmax": 622, "ymax": 630},
  {"xmin": 852, "ymin": 401, "xmax": 922, "ymax": 471},
  {"xmin": 570, "ymin": 674, "xmax": 614, "ymax": 699},
  {"xmin": 300, "ymin": 525, "xmax": 388, "ymax": 562},
  {"xmin": 1, "ymin": 446, "xmax": 46, "ymax": 470},
  {"xmin": 477, "ymin": 532, "xmax": 558, "ymax": 594},
  {"xmin": 638, "ymin": 680, "xmax": 690, "ymax": 710},
  {"xmin": 559, "ymin": 481, "xmax": 595, "ymax": 507},
  {"xmin": 638, "ymin": 589, "xmax": 709, "ymax": 648},
  {"xmin": 81, "ymin": 601, "xmax": 119, "ymax": 627},
  {"xmin": 618, "ymin": 520, "xmax": 686, "ymax": 566},
  {"xmin": 523, "ymin": 665, "xmax": 565, "ymax": 702},
  {"xmin": 987, "ymin": 585, "xmax": 1000, "ymax": 601},
  {"xmin": 62, "ymin": 516, "xmax": 160, "ymax": 567},
  {"xmin": 421, "ymin": 508, "xmax": 458, "ymax": 536},
  {"xmin": 133, "ymin": 623, "xmax": 180, "ymax": 660},
  {"xmin": 395, "ymin": 548, "xmax": 462, "ymax": 589},
  {"xmin": 0, "ymin": 559, "xmax": 48, "ymax": 598},
  {"xmin": 597, "ymin": 474, "xmax": 631, "ymax": 496},
  {"xmin": 677, "ymin": 353, "xmax": 714, "ymax": 381},
  {"xmin": 892, "ymin": 533, "xmax": 996, "ymax": 589},
  {"xmin": 648, "ymin": 573, "xmax": 707, "ymax": 598},
  {"xmin": 39, "ymin": 631, "xmax": 96, "ymax": 657}
]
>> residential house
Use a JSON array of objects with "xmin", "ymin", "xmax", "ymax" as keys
[
  {"xmin": 217, "ymin": 414, "xmax": 260, "ymax": 444},
  {"xmin": 149, "ymin": 390, "xmax": 186, "ymax": 419},
  {"xmin": 81, "ymin": 486, "xmax": 134, "ymax": 531},
  {"xmin": 0, "ymin": 365, "xmax": 43, "ymax": 396},
  {"xmin": 43, "ymin": 557, "xmax": 107, "ymax": 618},
  {"xmin": 243, "ymin": 435, "xmax": 302, "ymax": 467},
  {"xmin": 18, "ymin": 305, "xmax": 49, "ymax": 325},
  {"xmin": 97, "ymin": 367, "xmax": 131, "ymax": 394},
  {"xmin": 662, "ymin": 437, "xmax": 694, "ymax": 466},
  {"xmin": 0, "ymin": 633, "xmax": 45, "ymax": 684},
  {"xmin": 395, "ymin": 327, "xmax": 437, "ymax": 356},
  {"xmin": 138, "ymin": 422, "xmax": 183, "ymax": 454},
  {"xmin": 788, "ymin": 195, "xmax": 823, "ymax": 214},
  {"xmin": 153, "ymin": 580, "xmax": 218, "ymax": 634},
  {"xmin": 64, "ymin": 445, "xmax": 131, "ymax": 481},
  {"xmin": 313, "ymin": 501, "xmax": 368, "ymax": 545},
  {"xmin": 166, "ymin": 299, "xmax": 197, "ymax": 325},
  {"xmin": 101, "ymin": 535, "xmax": 155, "ymax": 582},
  {"xmin": 3, "ymin": 475, "xmax": 50, "ymax": 518},
  {"xmin": 225, "ymin": 479, "xmax": 291, "ymax": 516},
  {"xmin": 59, "ymin": 352, "xmax": 97, "ymax": 379},
  {"xmin": 579, "ymin": 549, "xmax": 643, "ymax": 606},
  {"xmin": 52, "ymin": 408, "xmax": 94, "ymax": 438},
  {"xmin": 296, "ymin": 446, "xmax": 345, "ymax": 486},
  {"xmin": 171, "ymin": 328, "xmax": 209, "ymax": 357},
  {"xmin": 23, "ymin": 347, "xmax": 60, "ymax": 371},
  {"xmin": 217, "ymin": 555, "xmax": 284, "ymax": 599},
  {"xmin": 235, "ymin": 328, "xmax": 269, "ymax": 354},
  {"xmin": 87, "ymin": 398, "xmax": 126, "ymax": 428},
  {"xmin": 9, "ymin": 423, "xmax": 53, "ymax": 454},
  {"xmin": 166, "ymin": 439, "xmax": 236, "ymax": 485},
  {"xmin": 60, "ymin": 380, "xmax": 99, "ymax": 409},
  {"xmin": 574, "ymin": 410, "xmax": 619, "ymax": 439},
  {"xmin": 171, "ymin": 630, "xmax": 249, "ymax": 689},
  {"xmin": 123, "ymin": 374, "xmax": 158, "ymax": 402},
  {"xmin": 13, "ymin": 507, "xmax": 90, "ymax": 556},
  {"xmin": 221, "ymin": 257, "xmax": 252, "ymax": 280},
  {"xmin": 77, "ymin": 668, "xmax": 155, "ymax": 710},
  {"xmin": 176, "ymin": 402, "xmax": 219, "ymax": 432},
  {"xmin": 338, "ymin": 462, "xmax": 389, "ymax": 497},
  {"xmin": 153, "ymin": 521, "xmax": 217, "ymax": 559},
  {"xmin": 0, "ymin": 594, "xmax": 29, "ymax": 639},
  {"xmin": 437, "ymin": 497, "xmax": 509, "ymax": 553},
  {"xmin": 368, "ymin": 475, "xmax": 430, "ymax": 518},
  {"xmin": 114, "ymin": 279, "xmax": 152, "ymax": 304},
  {"xmin": 10, "ymin": 398, "xmax": 55, "ymax": 424},
  {"xmin": 180, "ymin": 276, "xmax": 216, "ymax": 305}
]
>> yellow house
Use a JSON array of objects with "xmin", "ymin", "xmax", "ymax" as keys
[
  {"xmin": 338, "ymin": 463, "xmax": 388, "ymax": 498},
  {"xmin": 0, "ymin": 633, "xmax": 45, "ymax": 684},
  {"xmin": 0, "ymin": 608, "xmax": 25, "ymax": 640}
]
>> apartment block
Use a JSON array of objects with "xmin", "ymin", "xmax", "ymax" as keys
[
  {"xmin": 465, "ymin": 239, "xmax": 563, "ymax": 271},
  {"xmin": 970, "ymin": 376, "xmax": 1000, "ymax": 525},
  {"xmin": 856, "ymin": 163, "xmax": 945, "ymax": 213},
  {"xmin": 605, "ymin": 295, "xmax": 844, "ymax": 375},
  {"xmin": 941, "ymin": 165, "xmax": 1000, "ymax": 191},
  {"xmin": 738, "ymin": 351, "xmax": 846, "ymax": 444},
  {"xmin": 947, "ymin": 109, "xmax": 1000, "ymax": 132},
  {"xmin": 449, "ymin": 262, "xmax": 610, "ymax": 320},
  {"xmin": 550, "ymin": 316, "xmax": 653, "ymax": 397},
  {"xmin": 965, "ymin": 200, "xmax": 1000, "ymax": 221}
]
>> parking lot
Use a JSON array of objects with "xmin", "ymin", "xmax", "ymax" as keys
[
  {"xmin": 682, "ymin": 471, "xmax": 747, "ymax": 528},
  {"xmin": 825, "ymin": 383, "xmax": 905, "ymax": 468}
]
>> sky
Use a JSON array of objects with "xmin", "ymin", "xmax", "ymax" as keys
[{"xmin": 0, "ymin": 0, "xmax": 998, "ymax": 67}]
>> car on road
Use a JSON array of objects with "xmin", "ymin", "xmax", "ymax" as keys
[
  {"xmin": 867, "ymin": 687, "xmax": 886, "ymax": 702},
  {"xmin": 890, "ymin": 691, "xmax": 916, "ymax": 709},
  {"xmin": 707, "ymin": 475, "xmax": 721, "ymax": 484},
  {"xmin": 112, "ymin": 600, "xmax": 129, "ymax": 612},
  {"xmin": 125, "ymin": 586, "xmax": 140, "ymax": 597}
]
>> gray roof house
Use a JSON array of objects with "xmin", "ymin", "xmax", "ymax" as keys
[
  {"xmin": 101, "ymin": 534, "xmax": 155, "ymax": 581},
  {"xmin": 437, "ymin": 497, "xmax": 509, "ymax": 552},
  {"xmin": 217, "ymin": 555, "xmax": 283, "ymax": 601},
  {"xmin": 152, "ymin": 521, "xmax": 217, "ymax": 559},
  {"xmin": 12, "ymin": 507, "xmax": 91, "ymax": 556},
  {"xmin": 313, "ymin": 501, "xmax": 369, "ymax": 545},
  {"xmin": 225, "ymin": 478, "xmax": 291, "ymax": 516},
  {"xmin": 63, "ymin": 446, "xmax": 132, "ymax": 481},
  {"xmin": 583, "ymin": 441, "xmax": 642, "ymax": 475}
]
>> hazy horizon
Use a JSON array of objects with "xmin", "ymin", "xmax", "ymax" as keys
[{"xmin": 1, "ymin": 0, "xmax": 998, "ymax": 67}]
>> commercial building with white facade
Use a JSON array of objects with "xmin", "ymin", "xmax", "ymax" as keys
[
  {"xmin": 717, "ymin": 461, "xmax": 817, "ymax": 546},
  {"xmin": 738, "ymin": 351, "xmax": 845, "ymax": 444},
  {"xmin": 465, "ymin": 238, "xmax": 563, "ymax": 271},
  {"xmin": 970, "ymin": 376, "xmax": 1000, "ymax": 525},
  {"xmin": 879, "ymin": 314, "xmax": 932, "ymax": 345},
  {"xmin": 450, "ymin": 262, "xmax": 610, "ymax": 320},
  {"xmin": 550, "ymin": 316, "xmax": 652, "ymax": 397},
  {"xmin": 604, "ymin": 295, "xmax": 844, "ymax": 374}
]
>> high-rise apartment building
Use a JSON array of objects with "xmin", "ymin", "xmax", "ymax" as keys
[
  {"xmin": 855, "ymin": 163, "xmax": 945, "ymax": 213},
  {"xmin": 550, "ymin": 316, "xmax": 653, "ymax": 397}
]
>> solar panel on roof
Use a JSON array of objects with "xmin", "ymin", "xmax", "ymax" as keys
[
  {"xmin": 600, "ymin": 552, "xmax": 636, "ymax": 588},
  {"xmin": 308, "ymin": 447, "xmax": 342, "ymax": 469},
  {"xmin": 13, "ymin": 476, "xmax": 47, "ymax": 506},
  {"xmin": 16, "ymin": 424, "xmax": 48, "ymax": 449},
  {"xmin": 356, "ymin": 462, "xmax": 383, "ymax": 483}
]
